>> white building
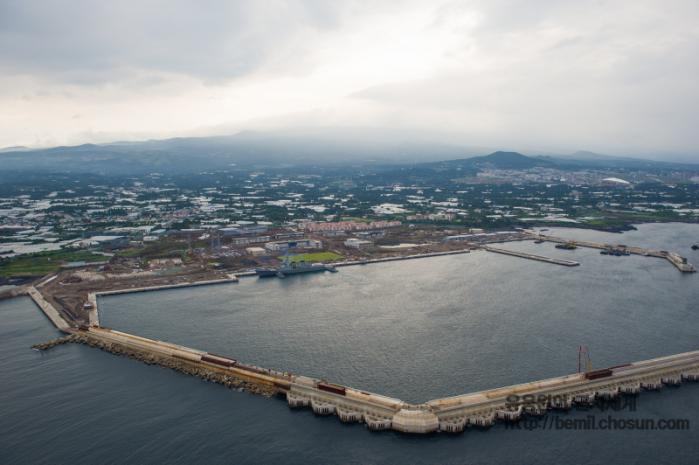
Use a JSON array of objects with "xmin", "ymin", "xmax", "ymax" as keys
[
  {"xmin": 344, "ymin": 238, "xmax": 373, "ymax": 249},
  {"xmin": 602, "ymin": 177, "xmax": 632, "ymax": 187},
  {"xmin": 245, "ymin": 247, "xmax": 267, "ymax": 256},
  {"xmin": 265, "ymin": 239, "xmax": 322, "ymax": 252},
  {"xmin": 76, "ymin": 235, "xmax": 128, "ymax": 248}
]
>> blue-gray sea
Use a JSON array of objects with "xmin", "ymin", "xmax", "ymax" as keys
[{"xmin": 2, "ymin": 223, "xmax": 698, "ymax": 464}]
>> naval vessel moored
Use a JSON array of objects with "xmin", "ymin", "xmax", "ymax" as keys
[{"xmin": 256, "ymin": 255, "xmax": 337, "ymax": 278}]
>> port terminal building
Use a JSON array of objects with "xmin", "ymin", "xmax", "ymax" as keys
[{"xmin": 265, "ymin": 239, "xmax": 323, "ymax": 252}]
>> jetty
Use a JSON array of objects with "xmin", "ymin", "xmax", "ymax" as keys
[{"xmin": 480, "ymin": 245, "xmax": 580, "ymax": 267}]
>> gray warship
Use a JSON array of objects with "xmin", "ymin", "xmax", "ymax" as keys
[{"xmin": 255, "ymin": 255, "xmax": 337, "ymax": 278}]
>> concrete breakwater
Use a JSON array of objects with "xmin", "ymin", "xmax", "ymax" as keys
[
  {"xmin": 27, "ymin": 286, "xmax": 71, "ymax": 331},
  {"xmin": 33, "ymin": 323, "xmax": 699, "ymax": 435},
  {"xmin": 25, "ymin": 268, "xmax": 699, "ymax": 435},
  {"xmin": 34, "ymin": 330, "xmax": 278, "ymax": 397}
]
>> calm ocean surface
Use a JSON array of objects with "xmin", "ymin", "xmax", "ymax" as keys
[{"xmin": 2, "ymin": 223, "xmax": 698, "ymax": 464}]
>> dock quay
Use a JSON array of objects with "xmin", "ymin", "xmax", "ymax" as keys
[
  {"xmin": 87, "ymin": 292, "xmax": 99, "ymax": 326},
  {"xmin": 236, "ymin": 248, "xmax": 473, "ymax": 276},
  {"xmin": 480, "ymin": 245, "xmax": 580, "ymax": 267},
  {"xmin": 334, "ymin": 248, "xmax": 472, "ymax": 268},
  {"xmin": 28, "ymin": 282, "xmax": 699, "ymax": 435},
  {"xmin": 530, "ymin": 234, "xmax": 696, "ymax": 273},
  {"xmin": 236, "ymin": 271, "xmax": 258, "ymax": 277},
  {"xmin": 93, "ymin": 275, "xmax": 239, "ymax": 297}
]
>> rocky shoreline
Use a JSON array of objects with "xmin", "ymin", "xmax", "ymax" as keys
[
  {"xmin": 0, "ymin": 285, "xmax": 28, "ymax": 301},
  {"xmin": 32, "ymin": 334, "xmax": 278, "ymax": 398},
  {"xmin": 31, "ymin": 334, "xmax": 79, "ymax": 350}
]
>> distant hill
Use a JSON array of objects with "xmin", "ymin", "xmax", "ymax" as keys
[
  {"xmin": 463, "ymin": 151, "xmax": 553, "ymax": 169},
  {"xmin": 423, "ymin": 151, "xmax": 553, "ymax": 171},
  {"xmin": 0, "ymin": 132, "xmax": 696, "ymax": 175},
  {"xmin": 0, "ymin": 146, "xmax": 30, "ymax": 153}
]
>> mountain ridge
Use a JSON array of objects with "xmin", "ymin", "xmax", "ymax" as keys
[{"xmin": 0, "ymin": 133, "xmax": 696, "ymax": 174}]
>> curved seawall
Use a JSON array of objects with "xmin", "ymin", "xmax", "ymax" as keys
[{"xmin": 29, "ymin": 282, "xmax": 699, "ymax": 434}]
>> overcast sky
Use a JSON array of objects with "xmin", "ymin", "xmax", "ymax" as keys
[{"xmin": 1, "ymin": 0, "xmax": 697, "ymax": 158}]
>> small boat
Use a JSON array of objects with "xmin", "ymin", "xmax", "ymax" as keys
[
  {"xmin": 555, "ymin": 242, "xmax": 577, "ymax": 250},
  {"xmin": 692, "ymin": 244, "xmax": 699, "ymax": 251}
]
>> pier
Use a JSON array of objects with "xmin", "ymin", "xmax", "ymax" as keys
[
  {"xmin": 480, "ymin": 245, "xmax": 580, "ymax": 267},
  {"xmin": 531, "ymin": 234, "xmax": 696, "ymax": 273},
  {"xmin": 28, "ymin": 282, "xmax": 699, "ymax": 435}
]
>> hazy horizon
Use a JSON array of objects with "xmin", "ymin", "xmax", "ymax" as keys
[{"xmin": 1, "ymin": 1, "xmax": 698, "ymax": 161}]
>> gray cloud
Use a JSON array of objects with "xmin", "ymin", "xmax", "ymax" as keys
[
  {"xmin": 0, "ymin": 0, "xmax": 697, "ymax": 157},
  {"xmin": 0, "ymin": 0, "xmax": 345, "ymax": 83},
  {"xmin": 350, "ymin": 0, "xmax": 699, "ymax": 156}
]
